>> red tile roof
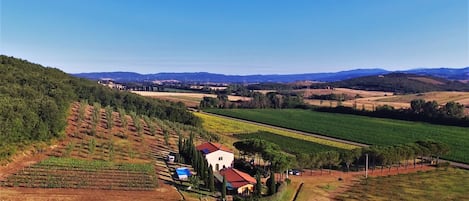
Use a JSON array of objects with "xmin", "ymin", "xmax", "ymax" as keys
[
  {"xmin": 196, "ymin": 142, "xmax": 233, "ymax": 154},
  {"xmin": 219, "ymin": 168, "xmax": 256, "ymax": 188}
]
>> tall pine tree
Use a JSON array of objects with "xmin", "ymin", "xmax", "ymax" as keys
[
  {"xmin": 255, "ymin": 172, "xmax": 262, "ymax": 197},
  {"xmin": 222, "ymin": 175, "xmax": 227, "ymax": 200},
  {"xmin": 268, "ymin": 171, "xmax": 276, "ymax": 195},
  {"xmin": 208, "ymin": 165, "xmax": 215, "ymax": 192}
]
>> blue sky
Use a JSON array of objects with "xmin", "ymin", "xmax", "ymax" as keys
[{"xmin": 1, "ymin": 0, "xmax": 468, "ymax": 75}]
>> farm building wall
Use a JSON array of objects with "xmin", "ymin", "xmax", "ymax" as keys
[{"xmin": 205, "ymin": 150, "xmax": 234, "ymax": 171}]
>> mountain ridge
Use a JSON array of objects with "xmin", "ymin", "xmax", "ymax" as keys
[{"xmin": 73, "ymin": 67, "xmax": 469, "ymax": 83}]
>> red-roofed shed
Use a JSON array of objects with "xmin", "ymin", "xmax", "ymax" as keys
[{"xmin": 216, "ymin": 168, "xmax": 257, "ymax": 195}]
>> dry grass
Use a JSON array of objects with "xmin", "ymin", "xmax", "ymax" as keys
[
  {"xmin": 336, "ymin": 168, "xmax": 469, "ymax": 201},
  {"xmin": 293, "ymin": 166, "xmax": 436, "ymax": 201},
  {"xmin": 306, "ymin": 91, "xmax": 469, "ymax": 114},
  {"xmin": 299, "ymin": 88, "xmax": 392, "ymax": 98},
  {"xmin": 377, "ymin": 91, "xmax": 469, "ymax": 104}
]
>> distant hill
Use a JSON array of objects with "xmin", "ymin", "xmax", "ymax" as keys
[
  {"xmin": 73, "ymin": 69, "xmax": 390, "ymax": 83},
  {"xmin": 321, "ymin": 73, "xmax": 469, "ymax": 94},
  {"xmin": 403, "ymin": 68, "xmax": 469, "ymax": 80},
  {"xmin": 73, "ymin": 67, "xmax": 469, "ymax": 83}
]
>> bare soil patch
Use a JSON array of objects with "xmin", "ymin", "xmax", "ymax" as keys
[{"xmin": 0, "ymin": 181, "xmax": 181, "ymax": 201}]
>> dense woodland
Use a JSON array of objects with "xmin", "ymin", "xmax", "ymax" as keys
[{"xmin": 0, "ymin": 55, "xmax": 199, "ymax": 161}]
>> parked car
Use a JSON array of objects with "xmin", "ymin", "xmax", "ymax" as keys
[{"xmin": 288, "ymin": 169, "xmax": 301, "ymax": 176}]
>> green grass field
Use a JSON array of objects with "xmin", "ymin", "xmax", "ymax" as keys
[
  {"xmin": 235, "ymin": 131, "xmax": 345, "ymax": 154},
  {"xmin": 206, "ymin": 109, "xmax": 469, "ymax": 163},
  {"xmin": 336, "ymin": 168, "xmax": 469, "ymax": 201}
]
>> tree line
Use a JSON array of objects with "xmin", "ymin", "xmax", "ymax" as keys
[
  {"xmin": 200, "ymin": 92, "xmax": 306, "ymax": 109},
  {"xmin": 233, "ymin": 139, "xmax": 284, "ymax": 197},
  {"xmin": 295, "ymin": 140, "xmax": 450, "ymax": 175},
  {"xmin": 178, "ymin": 132, "xmax": 216, "ymax": 193},
  {"xmin": 234, "ymin": 138, "xmax": 450, "ymax": 176},
  {"xmin": 316, "ymin": 99, "xmax": 468, "ymax": 127}
]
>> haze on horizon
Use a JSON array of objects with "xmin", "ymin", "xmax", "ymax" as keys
[{"xmin": 1, "ymin": 0, "xmax": 468, "ymax": 75}]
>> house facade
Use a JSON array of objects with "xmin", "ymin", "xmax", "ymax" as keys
[{"xmin": 196, "ymin": 142, "xmax": 234, "ymax": 171}]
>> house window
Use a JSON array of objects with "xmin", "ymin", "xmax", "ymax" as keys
[
  {"xmin": 218, "ymin": 156, "xmax": 223, "ymax": 161},
  {"xmin": 216, "ymin": 164, "xmax": 220, "ymax": 171}
]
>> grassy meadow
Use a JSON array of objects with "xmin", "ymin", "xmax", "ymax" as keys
[
  {"xmin": 206, "ymin": 109, "xmax": 469, "ymax": 163},
  {"xmin": 336, "ymin": 168, "xmax": 469, "ymax": 201}
]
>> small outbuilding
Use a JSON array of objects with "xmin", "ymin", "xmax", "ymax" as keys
[
  {"xmin": 176, "ymin": 167, "xmax": 191, "ymax": 181},
  {"xmin": 215, "ymin": 168, "xmax": 257, "ymax": 195},
  {"xmin": 167, "ymin": 154, "xmax": 175, "ymax": 163}
]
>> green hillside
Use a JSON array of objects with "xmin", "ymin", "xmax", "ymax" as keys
[
  {"xmin": 0, "ymin": 55, "xmax": 199, "ymax": 161},
  {"xmin": 317, "ymin": 73, "xmax": 469, "ymax": 94}
]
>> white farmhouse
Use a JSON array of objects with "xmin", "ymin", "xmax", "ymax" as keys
[{"xmin": 196, "ymin": 142, "xmax": 234, "ymax": 171}]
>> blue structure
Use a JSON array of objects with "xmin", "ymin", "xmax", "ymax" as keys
[{"xmin": 176, "ymin": 167, "xmax": 191, "ymax": 180}]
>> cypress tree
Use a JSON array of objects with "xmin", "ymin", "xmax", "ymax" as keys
[
  {"xmin": 203, "ymin": 158, "xmax": 210, "ymax": 187},
  {"xmin": 222, "ymin": 175, "xmax": 227, "ymax": 200},
  {"xmin": 198, "ymin": 153, "xmax": 205, "ymax": 179},
  {"xmin": 189, "ymin": 131, "xmax": 194, "ymax": 145},
  {"xmin": 208, "ymin": 165, "xmax": 215, "ymax": 192},
  {"xmin": 268, "ymin": 171, "xmax": 276, "ymax": 195},
  {"xmin": 178, "ymin": 135, "xmax": 183, "ymax": 154},
  {"xmin": 193, "ymin": 149, "xmax": 199, "ymax": 171},
  {"xmin": 255, "ymin": 172, "xmax": 262, "ymax": 197},
  {"xmin": 198, "ymin": 152, "xmax": 203, "ymax": 175},
  {"xmin": 182, "ymin": 139, "xmax": 188, "ymax": 157}
]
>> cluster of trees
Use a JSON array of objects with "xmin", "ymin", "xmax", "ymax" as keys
[
  {"xmin": 0, "ymin": 55, "xmax": 200, "ymax": 162},
  {"xmin": 234, "ymin": 139, "xmax": 293, "ymax": 196},
  {"xmin": 178, "ymin": 133, "xmax": 215, "ymax": 192},
  {"xmin": 226, "ymin": 84, "xmax": 253, "ymax": 97},
  {"xmin": 309, "ymin": 93, "xmax": 356, "ymax": 101},
  {"xmin": 316, "ymin": 99, "xmax": 468, "ymax": 127},
  {"xmin": 294, "ymin": 140, "xmax": 450, "ymax": 175},
  {"xmin": 410, "ymin": 99, "xmax": 465, "ymax": 119},
  {"xmin": 361, "ymin": 140, "xmax": 450, "ymax": 172},
  {"xmin": 234, "ymin": 139, "xmax": 292, "ymax": 173},
  {"xmin": 246, "ymin": 83, "xmax": 295, "ymax": 91},
  {"xmin": 200, "ymin": 92, "xmax": 305, "ymax": 109}
]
